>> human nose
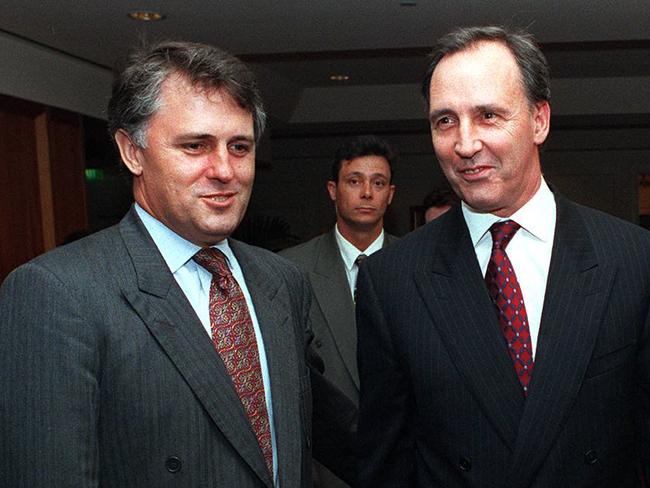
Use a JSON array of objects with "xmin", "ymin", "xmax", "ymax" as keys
[
  {"xmin": 206, "ymin": 146, "xmax": 234, "ymax": 181},
  {"xmin": 361, "ymin": 180, "xmax": 372, "ymax": 198},
  {"xmin": 454, "ymin": 120, "xmax": 482, "ymax": 158}
]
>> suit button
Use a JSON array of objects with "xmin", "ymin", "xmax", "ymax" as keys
[
  {"xmin": 165, "ymin": 456, "xmax": 182, "ymax": 473},
  {"xmin": 315, "ymin": 339, "xmax": 323, "ymax": 348},
  {"xmin": 459, "ymin": 456, "xmax": 471, "ymax": 471},
  {"xmin": 584, "ymin": 450, "xmax": 598, "ymax": 465}
]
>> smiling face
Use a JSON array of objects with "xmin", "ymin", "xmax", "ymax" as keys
[
  {"xmin": 327, "ymin": 155, "xmax": 395, "ymax": 235},
  {"xmin": 114, "ymin": 73, "xmax": 255, "ymax": 247},
  {"xmin": 427, "ymin": 41, "xmax": 550, "ymax": 217}
]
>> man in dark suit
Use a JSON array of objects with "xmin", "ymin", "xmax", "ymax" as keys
[
  {"xmin": 356, "ymin": 26, "xmax": 650, "ymax": 488},
  {"xmin": 281, "ymin": 135, "xmax": 397, "ymax": 488},
  {"xmin": 0, "ymin": 41, "xmax": 354, "ymax": 488}
]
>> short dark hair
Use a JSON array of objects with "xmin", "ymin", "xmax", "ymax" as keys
[
  {"xmin": 331, "ymin": 135, "xmax": 395, "ymax": 182},
  {"xmin": 422, "ymin": 26, "xmax": 550, "ymax": 109},
  {"xmin": 107, "ymin": 40, "xmax": 266, "ymax": 147},
  {"xmin": 422, "ymin": 188, "xmax": 458, "ymax": 209}
]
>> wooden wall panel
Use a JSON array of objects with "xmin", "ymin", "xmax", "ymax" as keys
[
  {"xmin": 47, "ymin": 109, "xmax": 87, "ymax": 245},
  {"xmin": 0, "ymin": 97, "xmax": 44, "ymax": 280},
  {"xmin": 0, "ymin": 95, "xmax": 87, "ymax": 282},
  {"xmin": 640, "ymin": 174, "xmax": 650, "ymax": 215}
]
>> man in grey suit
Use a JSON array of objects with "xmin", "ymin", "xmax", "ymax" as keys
[
  {"xmin": 0, "ymin": 41, "xmax": 354, "ymax": 488},
  {"xmin": 282, "ymin": 135, "xmax": 397, "ymax": 488},
  {"xmin": 357, "ymin": 26, "xmax": 650, "ymax": 487}
]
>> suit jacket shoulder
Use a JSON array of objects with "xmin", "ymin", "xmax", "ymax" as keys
[
  {"xmin": 279, "ymin": 232, "xmax": 332, "ymax": 270},
  {"xmin": 0, "ymin": 210, "xmax": 315, "ymax": 488}
]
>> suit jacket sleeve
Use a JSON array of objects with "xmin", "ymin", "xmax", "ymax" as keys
[
  {"xmin": 0, "ymin": 262, "xmax": 100, "ymax": 487},
  {"xmin": 355, "ymin": 261, "xmax": 415, "ymax": 488}
]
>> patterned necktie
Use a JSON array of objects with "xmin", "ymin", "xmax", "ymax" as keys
[
  {"xmin": 484, "ymin": 221, "xmax": 534, "ymax": 396},
  {"xmin": 193, "ymin": 248, "xmax": 274, "ymax": 475}
]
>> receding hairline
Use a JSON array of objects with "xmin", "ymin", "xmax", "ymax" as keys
[{"xmin": 427, "ymin": 39, "xmax": 537, "ymax": 113}]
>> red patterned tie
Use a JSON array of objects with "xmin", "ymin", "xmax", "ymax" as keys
[
  {"xmin": 193, "ymin": 248, "xmax": 274, "ymax": 475},
  {"xmin": 484, "ymin": 221, "xmax": 534, "ymax": 396}
]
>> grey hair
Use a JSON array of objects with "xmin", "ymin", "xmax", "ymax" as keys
[
  {"xmin": 422, "ymin": 26, "xmax": 551, "ymax": 109},
  {"xmin": 107, "ymin": 40, "xmax": 266, "ymax": 148}
]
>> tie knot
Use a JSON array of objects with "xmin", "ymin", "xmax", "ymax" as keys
[
  {"xmin": 489, "ymin": 220, "xmax": 520, "ymax": 250},
  {"xmin": 193, "ymin": 247, "xmax": 231, "ymax": 278},
  {"xmin": 355, "ymin": 253, "xmax": 368, "ymax": 267}
]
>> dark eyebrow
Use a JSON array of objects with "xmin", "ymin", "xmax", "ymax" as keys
[
  {"xmin": 475, "ymin": 104, "xmax": 504, "ymax": 114},
  {"xmin": 172, "ymin": 133, "xmax": 255, "ymax": 144},
  {"xmin": 344, "ymin": 172, "xmax": 389, "ymax": 180},
  {"xmin": 174, "ymin": 133, "xmax": 214, "ymax": 142},
  {"xmin": 229, "ymin": 135, "xmax": 255, "ymax": 144},
  {"xmin": 428, "ymin": 108, "xmax": 452, "ymax": 122}
]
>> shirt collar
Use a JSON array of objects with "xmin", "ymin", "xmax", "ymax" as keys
[
  {"xmin": 134, "ymin": 203, "xmax": 235, "ymax": 272},
  {"xmin": 334, "ymin": 224, "xmax": 385, "ymax": 271},
  {"xmin": 462, "ymin": 177, "xmax": 556, "ymax": 247}
]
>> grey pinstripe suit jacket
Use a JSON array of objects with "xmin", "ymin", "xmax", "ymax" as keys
[
  {"xmin": 281, "ymin": 228, "xmax": 398, "ymax": 405},
  {"xmin": 0, "ymin": 208, "xmax": 313, "ymax": 487},
  {"xmin": 357, "ymin": 193, "xmax": 650, "ymax": 488}
]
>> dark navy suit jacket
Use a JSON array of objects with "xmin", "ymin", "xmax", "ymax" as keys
[{"xmin": 357, "ymin": 194, "xmax": 650, "ymax": 488}]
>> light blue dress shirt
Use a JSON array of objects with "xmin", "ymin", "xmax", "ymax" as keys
[{"xmin": 134, "ymin": 204, "xmax": 279, "ymax": 485}]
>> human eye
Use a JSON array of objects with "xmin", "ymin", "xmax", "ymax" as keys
[
  {"xmin": 347, "ymin": 177, "xmax": 360, "ymax": 186},
  {"xmin": 229, "ymin": 141, "xmax": 252, "ymax": 157},
  {"xmin": 373, "ymin": 179, "xmax": 387, "ymax": 188},
  {"xmin": 182, "ymin": 141, "xmax": 208, "ymax": 153},
  {"xmin": 433, "ymin": 115, "xmax": 455, "ymax": 130},
  {"xmin": 481, "ymin": 109, "xmax": 501, "ymax": 124}
]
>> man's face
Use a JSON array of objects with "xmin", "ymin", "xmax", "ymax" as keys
[
  {"xmin": 327, "ymin": 155, "xmax": 395, "ymax": 232},
  {"xmin": 115, "ymin": 74, "xmax": 255, "ymax": 247},
  {"xmin": 427, "ymin": 41, "xmax": 550, "ymax": 217},
  {"xmin": 424, "ymin": 205, "xmax": 451, "ymax": 223}
]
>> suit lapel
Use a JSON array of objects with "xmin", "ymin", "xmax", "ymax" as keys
[
  {"xmin": 231, "ymin": 240, "xmax": 302, "ymax": 488},
  {"xmin": 383, "ymin": 233, "xmax": 399, "ymax": 248},
  {"xmin": 311, "ymin": 230, "xmax": 359, "ymax": 387},
  {"xmin": 414, "ymin": 206, "xmax": 525, "ymax": 450},
  {"xmin": 508, "ymin": 196, "xmax": 615, "ymax": 488},
  {"xmin": 117, "ymin": 210, "xmax": 273, "ymax": 487}
]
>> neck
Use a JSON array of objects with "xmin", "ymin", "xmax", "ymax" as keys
[{"xmin": 337, "ymin": 221, "xmax": 383, "ymax": 251}]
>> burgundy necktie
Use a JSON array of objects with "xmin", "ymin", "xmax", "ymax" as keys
[
  {"xmin": 193, "ymin": 248, "xmax": 274, "ymax": 475},
  {"xmin": 484, "ymin": 220, "xmax": 534, "ymax": 396}
]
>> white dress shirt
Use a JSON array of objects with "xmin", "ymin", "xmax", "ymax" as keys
[
  {"xmin": 462, "ymin": 178, "xmax": 556, "ymax": 357},
  {"xmin": 334, "ymin": 224, "xmax": 385, "ymax": 297},
  {"xmin": 135, "ymin": 204, "xmax": 280, "ymax": 485}
]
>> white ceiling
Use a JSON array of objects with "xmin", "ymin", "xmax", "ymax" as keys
[{"xmin": 1, "ymin": 1, "xmax": 649, "ymax": 127}]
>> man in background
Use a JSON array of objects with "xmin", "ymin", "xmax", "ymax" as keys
[
  {"xmin": 1, "ymin": 40, "xmax": 354, "ymax": 488},
  {"xmin": 282, "ymin": 135, "xmax": 397, "ymax": 488},
  {"xmin": 356, "ymin": 26, "xmax": 650, "ymax": 487},
  {"xmin": 422, "ymin": 188, "xmax": 458, "ymax": 222}
]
